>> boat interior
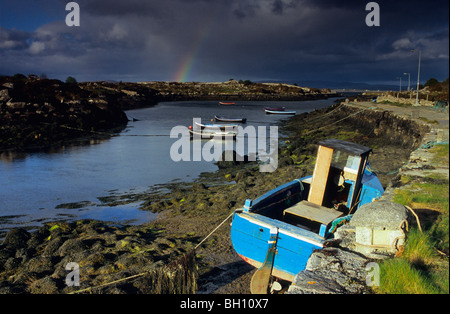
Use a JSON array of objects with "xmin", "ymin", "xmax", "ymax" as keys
[{"xmin": 247, "ymin": 139, "xmax": 373, "ymax": 236}]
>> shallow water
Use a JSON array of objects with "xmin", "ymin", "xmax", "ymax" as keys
[{"xmin": 0, "ymin": 99, "xmax": 337, "ymax": 234}]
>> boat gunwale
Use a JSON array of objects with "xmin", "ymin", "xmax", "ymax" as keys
[{"xmin": 233, "ymin": 210, "xmax": 326, "ymax": 247}]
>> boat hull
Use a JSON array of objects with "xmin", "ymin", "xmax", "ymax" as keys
[
  {"xmin": 231, "ymin": 211, "xmax": 324, "ymax": 282},
  {"xmin": 265, "ymin": 109, "xmax": 296, "ymax": 115},
  {"xmin": 230, "ymin": 170, "xmax": 384, "ymax": 282},
  {"xmin": 264, "ymin": 107, "xmax": 286, "ymax": 111},
  {"xmin": 194, "ymin": 121, "xmax": 238, "ymax": 131},
  {"xmin": 189, "ymin": 129, "xmax": 237, "ymax": 140},
  {"xmin": 214, "ymin": 116, "xmax": 247, "ymax": 123}
]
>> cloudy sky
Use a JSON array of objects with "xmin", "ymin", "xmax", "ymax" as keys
[{"xmin": 0, "ymin": 0, "xmax": 448, "ymax": 85}]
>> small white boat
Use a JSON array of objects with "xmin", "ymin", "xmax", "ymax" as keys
[
  {"xmin": 214, "ymin": 116, "xmax": 247, "ymax": 123},
  {"xmin": 189, "ymin": 128, "xmax": 237, "ymax": 140},
  {"xmin": 265, "ymin": 109, "xmax": 296, "ymax": 115},
  {"xmin": 194, "ymin": 121, "xmax": 238, "ymax": 131}
]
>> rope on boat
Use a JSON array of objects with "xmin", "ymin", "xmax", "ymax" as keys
[
  {"xmin": 194, "ymin": 212, "xmax": 235, "ymax": 250},
  {"xmin": 68, "ymin": 211, "xmax": 235, "ymax": 294}
]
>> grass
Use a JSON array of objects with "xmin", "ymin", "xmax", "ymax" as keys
[
  {"xmin": 379, "ymin": 100, "xmax": 412, "ymax": 108},
  {"xmin": 432, "ymin": 143, "xmax": 449, "ymax": 166},
  {"xmin": 377, "ymin": 256, "xmax": 448, "ymax": 294},
  {"xmin": 376, "ymin": 144, "xmax": 449, "ymax": 294},
  {"xmin": 375, "ymin": 229, "xmax": 449, "ymax": 294},
  {"xmin": 418, "ymin": 117, "xmax": 439, "ymax": 125},
  {"xmin": 394, "ymin": 178, "xmax": 449, "ymax": 212}
]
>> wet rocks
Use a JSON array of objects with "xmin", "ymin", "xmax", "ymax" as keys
[
  {"xmin": 0, "ymin": 221, "xmax": 197, "ymax": 294},
  {"xmin": 2, "ymin": 228, "xmax": 30, "ymax": 249}
]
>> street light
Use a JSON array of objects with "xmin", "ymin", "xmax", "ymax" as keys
[
  {"xmin": 411, "ymin": 49, "xmax": 421, "ymax": 106},
  {"xmin": 403, "ymin": 73, "xmax": 411, "ymax": 92},
  {"xmin": 396, "ymin": 77, "xmax": 402, "ymax": 92}
]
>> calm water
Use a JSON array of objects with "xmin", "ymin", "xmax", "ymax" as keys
[{"xmin": 0, "ymin": 99, "xmax": 337, "ymax": 234}]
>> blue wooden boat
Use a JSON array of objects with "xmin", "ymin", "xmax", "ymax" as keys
[{"xmin": 230, "ymin": 139, "xmax": 384, "ymax": 291}]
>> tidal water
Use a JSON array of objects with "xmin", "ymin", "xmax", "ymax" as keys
[{"xmin": 0, "ymin": 99, "xmax": 337, "ymax": 235}]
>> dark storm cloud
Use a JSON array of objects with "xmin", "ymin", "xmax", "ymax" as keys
[
  {"xmin": 0, "ymin": 27, "xmax": 29, "ymax": 50},
  {"xmin": 0, "ymin": 0, "xmax": 448, "ymax": 83}
]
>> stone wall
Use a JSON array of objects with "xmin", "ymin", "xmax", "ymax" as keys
[{"xmin": 376, "ymin": 94, "xmax": 435, "ymax": 107}]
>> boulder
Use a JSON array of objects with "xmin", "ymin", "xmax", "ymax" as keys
[
  {"xmin": 350, "ymin": 201, "xmax": 410, "ymax": 258},
  {"xmin": 0, "ymin": 88, "xmax": 11, "ymax": 102},
  {"xmin": 1, "ymin": 228, "xmax": 31, "ymax": 249}
]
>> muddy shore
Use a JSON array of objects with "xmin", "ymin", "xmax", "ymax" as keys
[{"xmin": 0, "ymin": 102, "xmax": 431, "ymax": 294}]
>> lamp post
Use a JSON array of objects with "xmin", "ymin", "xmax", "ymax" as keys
[
  {"xmin": 411, "ymin": 49, "xmax": 421, "ymax": 106},
  {"xmin": 396, "ymin": 77, "xmax": 402, "ymax": 92},
  {"xmin": 403, "ymin": 73, "xmax": 410, "ymax": 92}
]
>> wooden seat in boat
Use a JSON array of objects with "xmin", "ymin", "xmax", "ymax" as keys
[{"xmin": 283, "ymin": 201, "xmax": 343, "ymax": 226}]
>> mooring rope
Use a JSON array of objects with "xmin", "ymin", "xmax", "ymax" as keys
[{"xmin": 194, "ymin": 212, "xmax": 235, "ymax": 250}]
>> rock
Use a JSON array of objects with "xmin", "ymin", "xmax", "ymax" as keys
[
  {"xmin": 43, "ymin": 237, "xmax": 65, "ymax": 257},
  {"xmin": 56, "ymin": 238, "xmax": 88, "ymax": 257},
  {"xmin": 287, "ymin": 247, "xmax": 370, "ymax": 294},
  {"xmin": 350, "ymin": 201, "xmax": 410, "ymax": 258},
  {"xmin": 192, "ymin": 182, "xmax": 207, "ymax": 192},
  {"xmin": 216, "ymin": 151, "xmax": 255, "ymax": 169},
  {"xmin": 28, "ymin": 277, "xmax": 60, "ymax": 294},
  {"xmin": 23, "ymin": 256, "xmax": 54, "ymax": 275},
  {"xmin": 0, "ymin": 88, "xmax": 11, "ymax": 102},
  {"xmin": 235, "ymin": 169, "xmax": 253, "ymax": 183},
  {"xmin": 350, "ymin": 200, "xmax": 409, "ymax": 230},
  {"xmin": 288, "ymin": 270, "xmax": 345, "ymax": 294},
  {"xmin": 4, "ymin": 257, "xmax": 22, "ymax": 271},
  {"xmin": 2, "ymin": 228, "xmax": 31, "ymax": 249}
]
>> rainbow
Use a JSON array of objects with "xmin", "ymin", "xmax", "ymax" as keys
[
  {"xmin": 173, "ymin": 38, "xmax": 204, "ymax": 83},
  {"xmin": 173, "ymin": 6, "xmax": 220, "ymax": 82}
]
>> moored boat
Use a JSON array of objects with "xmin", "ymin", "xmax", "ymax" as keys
[
  {"xmin": 265, "ymin": 109, "xmax": 296, "ymax": 115},
  {"xmin": 194, "ymin": 121, "xmax": 238, "ymax": 131},
  {"xmin": 264, "ymin": 107, "xmax": 286, "ymax": 111},
  {"xmin": 219, "ymin": 102, "xmax": 235, "ymax": 105},
  {"xmin": 188, "ymin": 127, "xmax": 237, "ymax": 140},
  {"xmin": 214, "ymin": 116, "xmax": 247, "ymax": 123},
  {"xmin": 230, "ymin": 139, "xmax": 384, "ymax": 292}
]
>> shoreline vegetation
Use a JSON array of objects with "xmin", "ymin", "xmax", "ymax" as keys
[{"xmin": 0, "ymin": 75, "xmax": 448, "ymax": 294}]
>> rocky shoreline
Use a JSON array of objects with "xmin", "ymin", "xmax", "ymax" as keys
[
  {"xmin": 0, "ymin": 76, "xmax": 129, "ymax": 151},
  {"xmin": 0, "ymin": 76, "xmax": 338, "ymax": 152},
  {"xmin": 0, "ymin": 100, "xmax": 434, "ymax": 294}
]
